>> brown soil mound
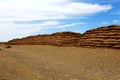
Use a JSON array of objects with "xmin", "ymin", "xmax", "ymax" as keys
[
  {"xmin": 78, "ymin": 25, "xmax": 120, "ymax": 49},
  {"xmin": 6, "ymin": 25, "xmax": 120, "ymax": 49},
  {"xmin": 7, "ymin": 32, "xmax": 81, "ymax": 46}
]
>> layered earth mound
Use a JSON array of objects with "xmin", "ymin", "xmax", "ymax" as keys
[
  {"xmin": 6, "ymin": 25, "xmax": 120, "ymax": 49},
  {"xmin": 78, "ymin": 25, "xmax": 120, "ymax": 48},
  {"xmin": 7, "ymin": 32, "xmax": 81, "ymax": 46}
]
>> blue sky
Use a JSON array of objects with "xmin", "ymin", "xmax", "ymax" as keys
[{"xmin": 0, "ymin": 0, "xmax": 120, "ymax": 41}]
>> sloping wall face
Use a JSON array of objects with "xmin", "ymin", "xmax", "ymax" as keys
[
  {"xmin": 6, "ymin": 25, "xmax": 120, "ymax": 49},
  {"xmin": 78, "ymin": 25, "xmax": 120, "ymax": 48},
  {"xmin": 7, "ymin": 32, "xmax": 81, "ymax": 46}
]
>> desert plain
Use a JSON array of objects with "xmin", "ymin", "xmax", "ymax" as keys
[{"xmin": 0, "ymin": 45, "xmax": 120, "ymax": 80}]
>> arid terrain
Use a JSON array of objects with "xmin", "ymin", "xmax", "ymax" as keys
[{"xmin": 0, "ymin": 45, "xmax": 120, "ymax": 80}]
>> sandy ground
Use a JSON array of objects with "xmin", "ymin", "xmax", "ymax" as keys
[{"xmin": 0, "ymin": 45, "xmax": 120, "ymax": 80}]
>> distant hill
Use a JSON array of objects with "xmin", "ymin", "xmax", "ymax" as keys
[{"xmin": 6, "ymin": 25, "xmax": 120, "ymax": 49}]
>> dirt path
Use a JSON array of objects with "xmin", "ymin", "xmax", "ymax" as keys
[{"xmin": 0, "ymin": 45, "xmax": 120, "ymax": 80}]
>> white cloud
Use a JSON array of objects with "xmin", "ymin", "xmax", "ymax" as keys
[
  {"xmin": 0, "ymin": 0, "xmax": 112, "ymax": 21},
  {"xmin": 0, "ymin": 21, "xmax": 84, "ymax": 41},
  {"xmin": 112, "ymin": 20, "xmax": 119, "ymax": 23},
  {"xmin": 102, "ymin": 20, "xmax": 119, "ymax": 25},
  {"xmin": 102, "ymin": 22, "xmax": 108, "ymax": 25},
  {"xmin": 54, "ymin": 22, "xmax": 86, "ymax": 28},
  {"xmin": 0, "ymin": 0, "xmax": 112, "ymax": 41}
]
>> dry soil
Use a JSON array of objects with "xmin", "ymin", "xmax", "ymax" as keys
[{"xmin": 0, "ymin": 45, "xmax": 120, "ymax": 80}]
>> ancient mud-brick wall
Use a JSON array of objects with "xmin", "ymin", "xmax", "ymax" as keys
[
  {"xmin": 6, "ymin": 25, "xmax": 120, "ymax": 49},
  {"xmin": 78, "ymin": 25, "xmax": 120, "ymax": 49},
  {"xmin": 6, "ymin": 32, "xmax": 81, "ymax": 46}
]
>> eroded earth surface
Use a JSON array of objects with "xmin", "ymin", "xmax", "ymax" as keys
[{"xmin": 0, "ymin": 45, "xmax": 120, "ymax": 80}]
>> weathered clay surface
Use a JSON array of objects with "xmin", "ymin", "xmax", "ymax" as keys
[
  {"xmin": 78, "ymin": 25, "xmax": 120, "ymax": 49},
  {"xmin": 7, "ymin": 32, "xmax": 81, "ymax": 46},
  {"xmin": 6, "ymin": 25, "xmax": 120, "ymax": 49}
]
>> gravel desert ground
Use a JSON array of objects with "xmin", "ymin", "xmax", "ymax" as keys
[{"xmin": 0, "ymin": 45, "xmax": 120, "ymax": 80}]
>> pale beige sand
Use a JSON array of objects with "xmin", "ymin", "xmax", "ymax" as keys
[{"xmin": 0, "ymin": 45, "xmax": 120, "ymax": 80}]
